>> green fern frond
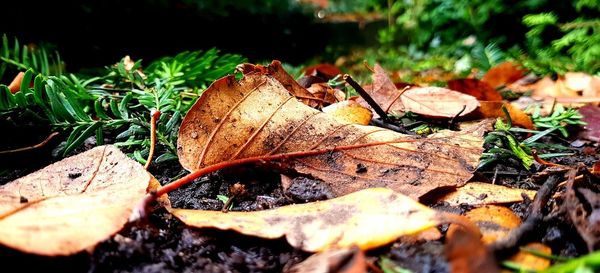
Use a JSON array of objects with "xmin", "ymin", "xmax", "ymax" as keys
[{"xmin": 0, "ymin": 35, "xmax": 64, "ymax": 79}]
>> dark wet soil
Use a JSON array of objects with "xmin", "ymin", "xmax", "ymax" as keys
[{"xmin": 1, "ymin": 130, "xmax": 599, "ymax": 272}]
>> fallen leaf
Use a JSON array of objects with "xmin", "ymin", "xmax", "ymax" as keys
[
  {"xmin": 565, "ymin": 169, "xmax": 600, "ymax": 251},
  {"xmin": 289, "ymin": 247, "xmax": 366, "ymax": 273},
  {"xmin": 7, "ymin": 72, "xmax": 24, "ymax": 94},
  {"xmin": 482, "ymin": 62, "xmax": 526, "ymax": 89},
  {"xmin": 445, "ymin": 226, "xmax": 500, "ymax": 273},
  {"xmin": 424, "ymin": 182, "xmax": 536, "ymax": 206},
  {"xmin": 0, "ymin": 145, "xmax": 151, "ymax": 256},
  {"xmin": 322, "ymin": 100, "xmax": 372, "ymax": 125},
  {"xmin": 304, "ymin": 63, "xmax": 342, "ymax": 81},
  {"xmin": 447, "ymin": 79, "xmax": 503, "ymax": 101},
  {"xmin": 307, "ymin": 83, "xmax": 345, "ymax": 105},
  {"xmin": 360, "ymin": 64, "xmax": 479, "ymax": 118},
  {"xmin": 579, "ymin": 105, "xmax": 600, "ymax": 142},
  {"xmin": 448, "ymin": 205, "xmax": 521, "ymax": 245},
  {"xmin": 177, "ymin": 72, "xmax": 487, "ymax": 199},
  {"xmin": 471, "ymin": 101, "xmax": 534, "ymax": 129},
  {"xmin": 172, "ymin": 188, "xmax": 467, "ymax": 252},
  {"xmin": 238, "ymin": 60, "xmax": 321, "ymax": 107},
  {"xmin": 564, "ymin": 72, "xmax": 600, "ymax": 98},
  {"xmin": 504, "ymin": 242, "xmax": 552, "ymax": 272}
]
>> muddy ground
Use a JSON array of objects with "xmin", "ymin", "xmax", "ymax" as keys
[{"xmin": 0, "ymin": 124, "xmax": 598, "ymax": 273}]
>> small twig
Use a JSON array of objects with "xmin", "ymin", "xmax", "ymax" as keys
[
  {"xmin": 448, "ymin": 105, "xmax": 467, "ymax": 128},
  {"xmin": 343, "ymin": 74, "xmax": 389, "ymax": 121},
  {"xmin": 370, "ymin": 118, "xmax": 415, "ymax": 135},
  {"xmin": 0, "ymin": 132, "xmax": 59, "ymax": 155},
  {"xmin": 144, "ymin": 110, "xmax": 161, "ymax": 170},
  {"xmin": 531, "ymin": 149, "xmax": 563, "ymax": 167},
  {"xmin": 490, "ymin": 174, "xmax": 563, "ymax": 257}
]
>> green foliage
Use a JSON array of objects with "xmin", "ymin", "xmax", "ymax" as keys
[
  {"xmin": 0, "ymin": 35, "xmax": 246, "ymax": 163},
  {"xmin": 0, "ymin": 34, "xmax": 64, "ymax": 80},
  {"xmin": 479, "ymin": 107, "xmax": 575, "ymax": 170},
  {"xmin": 530, "ymin": 104, "xmax": 587, "ymax": 137}
]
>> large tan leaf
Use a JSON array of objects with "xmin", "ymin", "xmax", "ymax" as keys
[
  {"xmin": 0, "ymin": 145, "xmax": 150, "ymax": 256},
  {"xmin": 177, "ymin": 73, "xmax": 487, "ymax": 199},
  {"xmin": 427, "ymin": 182, "xmax": 536, "ymax": 206},
  {"xmin": 359, "ymin": 64, "xmax": 479, "ymax": 118},
  {"xmin": 172, "ymin": 188, "xmax": 465, "ymax": 252}
]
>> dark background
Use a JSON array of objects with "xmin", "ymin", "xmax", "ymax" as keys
[{"xmin": 0, "ymin": 0, "xmax": 348, "ymax": 70}]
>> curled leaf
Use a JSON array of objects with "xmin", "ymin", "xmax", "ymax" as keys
[
  {"xmin": 482, "ymin": 62, "xmax": 526, "ymax": 89},
  {"xmin": 0, "ymin": 145, "xmax": 150, "ymax": 256},
  {"xmin": 177, "ymin": 72, "xmax": 487, "ymax": 199},
  {"xmin": 173, "ymin": 188, "xmax": 463, "ymax": 252},
  {"xmin": 448, "ymin": 205, "xmax": 521, "ymax": 245},
  {"xmin": 447, "ymin": 79, "xmax": 503, "ymax": 101}
]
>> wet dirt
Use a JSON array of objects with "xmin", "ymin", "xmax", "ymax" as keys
[{"xmin": 1, "ymin": 132, "xmax": 598, "ymax": 272}]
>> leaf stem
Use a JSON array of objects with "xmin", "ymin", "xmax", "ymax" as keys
[
  {"xmin": 0, "ymin": 132, "xmax": 59, "ymax": 155},
  {"xmin": 144, "ymin": 110, "xmax": 161, "ymax": 169}
]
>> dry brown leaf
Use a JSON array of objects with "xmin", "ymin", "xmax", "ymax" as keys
[
  {"xmin": 448, "ymin": 205, "xmax": 521, "ymax": 245},
  {"xmin": 565, "ymin": 169, "xmax": 600, "ymax": 251},
  {"xmin": 360, "ymin": 64, "xmax": 479, "ymax": 118},
  {"xmin": 177, "ymin": 72, "xmax": 487, "ymax": 199},
  {"xmin": 322, "ymin": 100, "xmax": 372, "ymax": 125},
  {"xmin": 0, "ymin": 145, "xmax": 150, "ymax": 256},
  {"xmin": 238, "ymin": 60, "xmax": 321, "ymax": 107},
  {"xmin": 173, "ymin": 188, "xmax": 450, "ymax": 252},
  {"xmin": 303, "ymin": 63, "xmax": 342, "ymax": 81},
  {"xmin": 307, "ymin": 83, "xmax": 345, "ymax": 105},
  {"xmin": 445, "ymin": 226, "xmax": 500, "ymax": 273},
  {"xmin": 482, "ymin": 62, "xmax": 526, "ymax": 89},
  {"xmin": 472, "ymin": 101, "xmax": 534, "ymax": 129},
  {"xmin": 503, "ymin": 242, "xmax": 552, "ymax": 272},
  {"xmin": 426, "ymin": 182, "xmax": 536, "ymax": 206},
  {"xmin": 288, "ymin": 247, "xmax": 366, "ymax": 273},
  {"xmin": 447, "ymin": 79, "xmax": 503, "ymax": 101}
]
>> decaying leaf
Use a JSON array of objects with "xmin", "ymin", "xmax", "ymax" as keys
[
  {"xmin": 360, "ymin": 64, "xmax": 479, "ymax": 118},
  {"xmin": 0, "ymin": 145, "xmax": 151, "ymax": 256},
  {"xmin": 448, "ymin": 205, "xmax": 521, "ymax": 245},
  {"xmin": 303, "ymin": 63, "xmax": 343, "ymax": 81},
  {"xmin": 471, "ymin": 101, "xmax": 534, "ymax": 129},
  {"xmin": 505, "ymin": 242, "xmax": 552, "ymax": 271},
  {"xmin": 447, "ymin": 79, "xmax": 503, "ymax": 101},
  {"xmin": 565, "ymin": 169, "xmax": 600, "ymax": 251},
  {"xmin": 482, "ymin": 62, "xmax": 526, "ymax": 89},
  {"xmin": 579, "ymin": 105, "xmax": 600, "ymax": 142},
  {"xmin": 177, "ymin": 72, "xmax": 488, "ymax": 199},
  {"xmin": 307, "ymin": 83, "xmax": 345, "ymax": 106},
  {"xmin": 322, "ymin": 100, "xmax": 372, "ymax": 125},
  {"xmin": 172, "ymin": 188, "xmax": 467, "ymax": 252},
  {"xmin": 289, "ymin": 247, "xmax": 366, "ymax": 273},
  {"xmin": 238, "ymin": 60, "xmax": 321, "ymax": 107},
  {"xmin": 424, "ymin": 182, "xmax": 536, "ymax": 206},
  {"xmin": 445, "ymin": 226, "xmax": 500, "ymax": 273}
]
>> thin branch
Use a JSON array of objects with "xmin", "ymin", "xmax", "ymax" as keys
[
  {"xmin": 490, "ymin": 174, "xmax": 563, "ymax": 257},
  {"xmin": 0, "ymin": 132, "xmax": 59, "ymax": 155},
  {"xmin": 343, "ymin": 74, "xmax": 389, "ymax": 121}
]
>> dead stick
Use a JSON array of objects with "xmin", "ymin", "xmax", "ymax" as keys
[
  {"xmin": 490, "ymin": 174, "xmax": 562, "ymax": 256},
  {"xmin": 144, "ymin": 110, "xmax": 161, "ymax": 169},
  {"xmin": 343, "ymin": 74, "xmax": 389, "ymax": 121},
  {"xmin": 0, "ymin": 132, "xmax": 59, "ymax": 155}
]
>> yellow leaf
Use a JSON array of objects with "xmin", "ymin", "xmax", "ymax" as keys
[
  {"xmin": 172, "ymin": 188, "xmax": 467, "ymax": 252},
  {"xmin": 0, "ymin": 145, "xmax": 151, "ymax": 256}
]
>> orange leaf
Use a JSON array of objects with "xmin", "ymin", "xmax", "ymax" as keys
[
  {"xmin": 505, "ymin": 242, "xmax": 552, "ymax": 272},
  {"xmin": 177, "ymin": 72, "xmax": 488, "ymax": 199},
  {"xmin": 172, "ymin": 188, "xmax": 468, "ymax": 252},
  {"xmin": 472, "ymin": 101, "xmax": 534, "ymax": 129},
  {"xmin": 359, "ymin": 64, "xmax": 479, "ymax": 118},
  {"xmin": 447, "ymin": 79, "xmax": 503, "ymax": 101},
  {"xmin": 425, "ymin": 182, "xmax": 536, "ymax": 206},
  {"xmin": 449, "ymin": 205, "xmax": 521, "ymax": 245},
  {"xmin": 303, "ymin": 63, "xmax": 342, "ymax": 80},
  {"xmin": 0, "ymin": 146, "xmax": 151, "ymax": 255},
  {"xmin": 289, "ymin": 247, "xmax": 367, "ymax": 273},
  {"xmin": 482, "ymin": 62, "xmax": 526, "ymax": 89}
]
